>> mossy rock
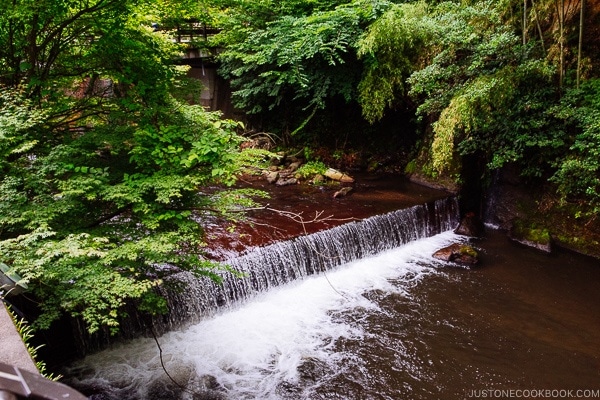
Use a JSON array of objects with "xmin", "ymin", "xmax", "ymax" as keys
[
  {"xmin": 433, "ymin": 243, "xmax": 479, "ymax": 266},
  {"xmin": 458, "ymin": 244, "xmax": 478, "ymax": 258},
  {"xmin": 509, "ymin": 219, "xmax": 552, "ymax": 253}
]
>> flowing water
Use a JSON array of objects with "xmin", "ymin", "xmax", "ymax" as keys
[
  {"xmin": 150, "ymin": 198, "xmax": 457, "ymax": 332},
  {"xmin": 64, "ymin": 227, "xmax": 600, "ymax": 399}
]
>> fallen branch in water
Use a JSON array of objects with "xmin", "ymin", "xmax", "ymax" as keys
[{"xmin": 246, "ymin": 204, "xmax": 359, "ymax": 234}]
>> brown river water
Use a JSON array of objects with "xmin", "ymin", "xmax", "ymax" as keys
[
  {"xmin": 203, "ymin": 173, "xmax": 450, "ymax": 260},
  {"xmin": 63, "ymin": 175, "xmax": 600, "ymax": 400},
  {"xmin": 321, "ymin": 229, "xmax": 600, "ymax": 399}
]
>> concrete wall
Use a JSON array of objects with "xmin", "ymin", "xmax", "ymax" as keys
[
  {"xmin": 185, "ymin": 63, "xmax": 236, "ymax": 119},
  {"xmin": 0, "ymin": 302, "xmax": 38, "ymax": 374}
]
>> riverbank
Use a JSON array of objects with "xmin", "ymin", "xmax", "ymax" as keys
[{"xmin": 483, "ymin": 166, "xmax": 600, "ymax": 259}]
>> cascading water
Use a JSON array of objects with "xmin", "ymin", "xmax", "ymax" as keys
[
  {"xmin": 65, "ymin": 235, "xmax": 464, "ymax": 400},
  {"xmin": 63, "ymin": 197, "xmax": 459, "ymax": 397},
  {"xmin": 62, "ymin": 195, "xmax": 600, "ymax": 399},
  {"xmin": 153, "ymin": 197, "xmax": 459, "ymax": 333}
]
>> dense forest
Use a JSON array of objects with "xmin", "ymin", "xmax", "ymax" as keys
[{"xmin": 0, "ymin": 0, "xmax": 598, "ymax": 336}]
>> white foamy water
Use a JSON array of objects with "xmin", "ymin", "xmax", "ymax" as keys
[{"xmin": 68, "ymin": 231, "xmax": 462, "ymax": 399}]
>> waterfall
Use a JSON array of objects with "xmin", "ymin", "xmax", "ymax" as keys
[
  {"xmin": 64, "ymin": 197, "xmax": 458, "ymax": 357},
  {"xmin": 154, "ymin": 197, "xmax": 459, "ymax": 332}
]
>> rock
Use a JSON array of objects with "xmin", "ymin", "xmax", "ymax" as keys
[
  {"xmin": 287, "ymin": 155, "xmax": 302, "ymax": 164},
  {"xmin": 324, "ymin": 168, "xmax": 354, "ymax": 183},
  {"xmin": 270, "ymin": 151, "xmax": 286, "ymax": 166},
  {"xmin": 509, "ymin": 235, "xmax": 552, "ymax": 253},
  {"xmin": 407, "ymin": 172, "xmax": 459, "ymax": 193},
  {"xmin": 433, "ymin": 243, "xmax": 479, "ymax": 265},
  {"xmin": 197, "ymin": 375, "xmax": 223, "ymax": 391},
  {"xmin": 265, "ymin": 170, "xmax": 279, "ymax": 184},
  {"xmin": 288, "ymin": 161, "xmax": 303, "ymax": 172},
  {"xmin": 276, "ymin": 177, "xmax": 298, "ymax": 186},
  {"xmin": 508, "ymin": 221, "xmax": 553, "ymax": 253},
  {"xmin": 333, "ymin": 186, "xmax": 353, "ymax": 198},
  {"xmin": 187, "ymin": 374, "xmax": 228, "ymax": 400},
  {"xmin": 454, "ymin": 212, "xmax": 485, "ymax": 237},
  {"xmin": 146, "ymin": 363, "xmax": 194, "ymax": 400},
  {"xmin": 311, "ymin": 174, "xmax": 325, "ymax": 185}
]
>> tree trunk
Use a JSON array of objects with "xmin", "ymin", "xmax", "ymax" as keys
[
  {"xmin": 531, "ymin": 0, "xmax": 546, "ymax": 53},
  {"xmin": 558, "ymin": 0, "xmax": 565, "ymax": 91},
  {"xmin": 523, "ymin": 0, "xmax": 528, "ymax": 46},
  {"xmin": 577, "ymin": 0, "xmax": 585, "ymax": 88}
]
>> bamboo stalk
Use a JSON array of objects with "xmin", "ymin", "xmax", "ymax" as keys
[{"xmin": 577, "ymin": 0, "xmax": 584, "ymax": 88}]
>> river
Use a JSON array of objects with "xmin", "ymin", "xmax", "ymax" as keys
[{"xmin": 64, "ymin": 226, "xmax": 600, "ymax": 399}]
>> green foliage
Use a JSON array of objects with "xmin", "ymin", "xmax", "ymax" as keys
[
  {"xmin": 1, "ymin": 0, "xmax": 598, "ymax": 334},
  {"xmin": 0, "ymin": 98, "xmax": 264, "ymax": 334},
  {"xmin": 364, "ymin": 1, "xmax": 563, "ymax": 177},
  {"xmin": 458, "ymin": 244, "xmax": 478, "ymax": 258},
  {"xmin": 358, "ymin": 0, "xmax": 597, "ymax": 223},
  {"xmin": 212, "ymin": 0, "xmax": 350, "ymax": 32},
  {"xmin": 217, "ymin": 0, "xmax": 390, "ymax": 132},
  {"xmin": 0, "ymin": 0, "xmax": 266, "ymax": 334},
  {"xmin": 550, "ymin": 79, "xmax": 600, "ymax": 216},
  {"xmin": 7, "ymin": 307, "xmax": 60, "ymax": 380},
  {"xmin": 404, "ymin": 159, "xmax": 417, "ymax": 174},
  {"xmin": 296, "ymin": 160, "xmax": 328, "ymax": 179},
  {"xmin": 428, "ymin": 60, "xmax": 558, "ymax": 174},
  {"xmin": 512, "ymin": 219, "xmax": 551, "ymax": 245},
  {"xmin": 0, "ymin": 88, "xmax": 46, "ymax": 167},
  {"xmin": 357, "ymin": 1, "xmax": 431, "ymax": 122}
]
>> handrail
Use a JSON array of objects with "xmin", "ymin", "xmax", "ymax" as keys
[{"xmin": 0, "ymin": 363, "xmax": 86, "ymax": 400}]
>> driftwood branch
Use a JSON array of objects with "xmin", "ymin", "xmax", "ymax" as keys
[{"xmin": 244, "ymin": 204, "xmax": 359, "ymax": 234}]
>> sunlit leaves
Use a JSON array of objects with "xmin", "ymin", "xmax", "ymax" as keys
[
  {"xmin": 357, "ymin": 1, "xmax": 430, "ymax": 122},
  {"xmin": 0, "ymin": 0, "xmax": 268, "ymax": 334},
  {"xmin": 0, "ymin": 88, "xmax": 46, "ymax": 163}
]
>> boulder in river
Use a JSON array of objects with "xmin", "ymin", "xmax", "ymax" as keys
[
  {"xmin": 433, "ymin": 243, "xmax": 479, "ymax": 266},
  {"xmin": 324, "ymin": 168, "xmax": 354, "ymax": 183},
  {"xmin": 508, "ymin": 220, "xmax": 552, "ymax": 253},
  {"xmin": 265, "ymin": 170, "xmax": 279, "ymax": 184},
  {"xmin": 276, "ymin": 177, "xmax": 298, "ymax": 186},
  {"xmin": 333, "ymin": 186, "xmax": 353, "ymax": 198},
  {"xmin": 454, "ymin": 212, "xmax": 484, "ymax": 237}
]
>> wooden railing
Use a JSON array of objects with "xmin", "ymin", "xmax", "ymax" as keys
[{"xmin": 155, "ymin": 20, "xmax": 221, "ymax": 61}]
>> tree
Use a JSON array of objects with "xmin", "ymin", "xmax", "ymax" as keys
[
  {"xmin": 550, "ymin": 79, "xmax": 600, "ymax": 217},
  {"xmin": 356, "ymin": 0, "xmax": 600, "ymax": 230},
  {"xmin": 215, "ymin": 0, "xmax": 390, "ymax": 138},
  {"xmin": 358, "ymin": 1, "xmax": 569, "ymax": 178},
  {"xmin": 0, "ymin": 0, "xmax": 266, "ymax": 334},
  {"xmin": 576, "ymin": 0, "xmax": 584, "ymax": 88},
  {"xmin": 357, "ymin": 1, "xmax": 431, "ymax": 123}
]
